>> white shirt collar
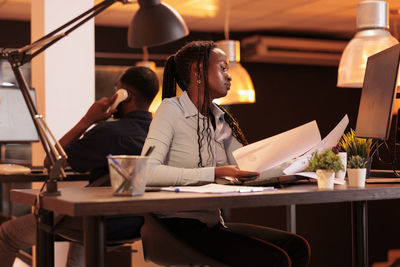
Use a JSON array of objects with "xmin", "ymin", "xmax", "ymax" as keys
[{"xmin": 178, "ymin": 91, "xmax": 225, "ymax": 121}]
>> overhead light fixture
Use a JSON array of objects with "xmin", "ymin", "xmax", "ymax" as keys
[
  {"xmin": 337, "ymin": 0, "xmax": 399, "ymax": 88},
  {"xmin": 128, "ymin": 0, "xmax": 189, "ymax": 48},
  {"xmin": 214, "ymin": 0, "xmax": 255, "ymax": 105}
]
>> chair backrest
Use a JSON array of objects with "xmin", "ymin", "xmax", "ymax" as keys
[{"xmin": 141, "ymin": 213, "xmax": 228, "ymax": 267}]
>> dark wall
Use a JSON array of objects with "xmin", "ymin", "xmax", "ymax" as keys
[
  {"xmin": 231, "ymin": 63, "xmax": 361, "ymax": 142},
  {"xmin": 2, "ymin": 19, "xmax": 400, "ymax": 267}
]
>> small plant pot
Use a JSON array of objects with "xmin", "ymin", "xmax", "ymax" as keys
[
  {"xmin": 347, "ymin": 168, "xmax": 367, "ymax": 188},
  {"xmin": 335, "ymin": 152, "xmax": 347, "ymax": 180},
  {"xmin": 316, "ymin": 169, "xmax": 335, "ymax": 190}
]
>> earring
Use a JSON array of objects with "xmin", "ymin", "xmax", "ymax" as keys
[{"xmin": 197, "ymin": 74, "xmax": 201, "ymax": 85}]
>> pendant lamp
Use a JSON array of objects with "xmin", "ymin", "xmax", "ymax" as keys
[
  {"xmin": 128, "ymin": 0, "xmax": 189, "ymax": 48},
  {"xmin": 337, "ymin": 0, "xmax": 399, "ymax": 88},
  {"xmin": 213, "ymin": 0, "xmax": 255, "ymax": 105}
]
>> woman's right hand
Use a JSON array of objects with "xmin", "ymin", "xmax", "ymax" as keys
[{"xmin": 215, "ymin": 165, "xmax": 259, "ymax": 182}]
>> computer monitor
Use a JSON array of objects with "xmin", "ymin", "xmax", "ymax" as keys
[
  {"xmin": 0, "ymin": 86, "xmax": 39, "ymax": 143},
  {"xmin": 355, "ymin": 44, "xmax": 400, "ymax": 141}
]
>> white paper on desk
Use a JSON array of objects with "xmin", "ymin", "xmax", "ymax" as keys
[
  {"xmin": 160, "ymin": 184, "xmax": 276, "ymax": 194},
  {"xmin": 283, "ymin": 114, "xmax": 349, "ymax": 175},
  {"xmin": 232, "ymin": 120, "xmax": 321, "ymax": 172}
]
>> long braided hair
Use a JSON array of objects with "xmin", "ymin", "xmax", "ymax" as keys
[{"xmin": 162, "ymin": 41, "xmax": 248, "ymax": 167}]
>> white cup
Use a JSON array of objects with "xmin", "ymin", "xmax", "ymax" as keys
[
  {"xmin": 335, "ymin": 152, "xmax": 347, "ymax": 180},
  {"xmin": 107, "ymin": 155, "xmax": 149, "ymax": 196},
  {"xmin": 316, "ymin": 169, "xmax": 335, "ymax": 190}
]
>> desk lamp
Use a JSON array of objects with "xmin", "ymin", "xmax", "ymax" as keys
[{"xmin": 0, "ymin": 0, "xmax": 188, "ymax": 195}]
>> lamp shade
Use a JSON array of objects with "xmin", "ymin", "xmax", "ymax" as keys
[
  {"xmin": 214, "ymin": 40, "xmax": 255, "ymax": 105},
  {"xmin": 128, "ymin": 0, "xmax": 189, "ymax": 48},
  {"xmin": 337, "ymin": 0, "xmax": 399, "ymax": 88}
]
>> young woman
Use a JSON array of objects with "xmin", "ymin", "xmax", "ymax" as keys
[{"xmin": 141, "ymin": 40, "xmax": 310, "ymax": 267}]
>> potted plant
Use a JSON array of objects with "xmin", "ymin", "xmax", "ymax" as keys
[
  {"xmin": 347, "ymin": 155, "xmax": 368, "ymax": 188},
  {"xmin": 332, "ymin": 143, "xmax": 347, "ymax": 180},
  {"xmin": 305, "ymin": 149, "xmax": 344, "ymax": 190},
  {"xmin": 339, "ymin": 129, "xmax": 378, "ymax": 177}
]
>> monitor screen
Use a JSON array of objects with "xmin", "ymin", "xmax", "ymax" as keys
[
  {"xmin": 355, "ymin": 44, "xmax": 400, "ymax": 140},
  {"xmin": 0, "ymin": 87, "xmax": 39, "ymax": 142}
]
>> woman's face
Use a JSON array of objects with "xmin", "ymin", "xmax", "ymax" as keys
[{"xmin": 207, "ymin": 48, "xmax": 231, "ymax": 100}]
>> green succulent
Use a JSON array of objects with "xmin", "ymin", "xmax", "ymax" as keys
[
  {"xmin": 347, "ymin": 155, "xmax": 367, "ymax": 169},
  {"xmin": 339, "ymin": 129, "xmax": 378, "ymax": 158},
  {"xmin": 305, "ymin": 149, "xmax": 344, "ymax": 172}
]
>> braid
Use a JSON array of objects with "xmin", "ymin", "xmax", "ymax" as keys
[
  {"xmin": 162, "ymin": 56, "xmax": 177, "ymax": 99},
  {"xmin": 218, "ymin": 105, "xmax": 249, "ymax": 145}
]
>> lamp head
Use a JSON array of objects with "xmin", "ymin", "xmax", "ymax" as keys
[{"xmin": 128, "ymin": 0, "xmax": 189, "ymax": 48}]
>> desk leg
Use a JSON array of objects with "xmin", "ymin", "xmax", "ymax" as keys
[
  {"xmin": 286, "ymin": 205, "xmax": 296, "ymax": 234},
  {"xmin": 84, "ymin": 216, "xmax": 105, "ymax": 267},
  {"xmin": 351, "ymin": 201, "xmax": 368, "ymax": 267},
  {"xmin": 36, "ymin": 210, "xmax": 54, "ymax": 267}
]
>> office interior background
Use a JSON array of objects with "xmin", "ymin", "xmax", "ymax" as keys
[{"xmin": 1, "ymin": 0, "xmax": 400, "ymax": 266}]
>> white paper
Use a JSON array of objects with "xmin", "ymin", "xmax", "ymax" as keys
[
  {"xmin": 283, "ymin": 115, "xmax": 349, "ymax": 175},
  {"xmin": 160, "ymin": 184, "xmax": 276, "ymax": 194},
  {"xmin": 233, "ymin": 120, "xmax": 321, "ymax": 172}
]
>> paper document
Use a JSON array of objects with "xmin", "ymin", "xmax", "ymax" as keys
[
  {"xmin": 283, "ymin": 115, "xmax": 349, "ymax": 175},
  {"xmin": 233, "ymin": 120, "xmax": 321, "ymax": 173},
  {"xmin": 160, "ymin": 184, "xmax": 276, "ymax": 194}
]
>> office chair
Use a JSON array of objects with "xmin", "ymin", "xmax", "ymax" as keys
[{"xmin": 141, "ymin": 213, "xmax": 228, "ymax": 267}]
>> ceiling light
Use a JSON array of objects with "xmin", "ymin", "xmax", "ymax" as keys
[
  {"xmin": 214, "ymin": 40, "xmax": 255, "ymax": 105},
  {"xmin": 128, "ymin": 0, "xmax": 189, "ymax": 48},
  {"xmin": 337, "ymin": 0, "xmax": 399, "ymax": 88},
  {"xmin": 214, "ymin": 0, "xmax": 255, "ymax": 105}
]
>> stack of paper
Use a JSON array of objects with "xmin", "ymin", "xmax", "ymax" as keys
[{"xmin": 232, "ymin": 115, "xmax": 349, "ymax": 177}]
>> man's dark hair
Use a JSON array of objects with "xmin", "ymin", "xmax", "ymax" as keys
[{"xmin": 120, "ymin": 66, "xmax": 159, "ymax": 108}]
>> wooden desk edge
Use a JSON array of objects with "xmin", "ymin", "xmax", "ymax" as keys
[{"xmin": 10, "ymin": 184, "xmax": 400, "ymax": 217}]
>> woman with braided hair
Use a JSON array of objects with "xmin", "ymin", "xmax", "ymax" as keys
[{"xmin": 141, "ymin": 40, "xmax": 310, "ymax": 267}]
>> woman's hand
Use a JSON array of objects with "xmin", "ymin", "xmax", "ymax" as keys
[{"xmin": 215, "ymin": 165, "xmax": 259, "ymax": 182}]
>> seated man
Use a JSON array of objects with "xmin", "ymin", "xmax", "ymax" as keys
[{"xmin": 0, "ymin": 66, "xmax": 159, "ymax": 267}]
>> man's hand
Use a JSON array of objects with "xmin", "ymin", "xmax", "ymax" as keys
[
  {"xmin": 215, "ymin": 165, "xmax": 259, "ymax": 182},
  {"xmin": 43, "ymin": 94, "xmax": 118, "ymax": 168},
  {"xmin": 81, "ymin": 94, "xmax": 118, "ymax": 126}
]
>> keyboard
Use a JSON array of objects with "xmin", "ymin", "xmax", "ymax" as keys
[
  {"xmin": 366, "ymin": 169, "xmax": 400, "ymax": 184},
  {"xmin": 366, "ymin": 178, "xmax": 400, "ymax": 184},
  {"xmin": 0, "ymin": 164, "xmax": 31, "ymax": 175}
]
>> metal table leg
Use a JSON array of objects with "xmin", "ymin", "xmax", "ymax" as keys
[
  {"xmin": 36, "ymin": 209, "xmax": 55, "ymax": 267},
  {"xmin": 351, "ymin": 201, "xmax": 368, "ymax": 267},
  {"xmin": 286, "ymin": 204, "xmax": 296, "ymax": 234},
  {"xmin": 84, "ymin": 216, "xmax": 106, "ymax": 267}
]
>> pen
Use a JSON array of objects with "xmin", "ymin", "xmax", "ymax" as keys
[{"xmin": 144, "ymin": 146, "xmax": 155, "ymax": 156}]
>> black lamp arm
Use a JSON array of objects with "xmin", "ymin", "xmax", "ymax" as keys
[{"xmin": 0, "ymin": 0, "xmax": 130, "ymax": 195}]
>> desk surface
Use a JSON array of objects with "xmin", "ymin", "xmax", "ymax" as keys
[{"xmin": 10, "ymin": 182, "xmax": 400, "ymax": 217}]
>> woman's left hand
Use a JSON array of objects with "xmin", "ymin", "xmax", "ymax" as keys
[{"xmin": 214, "ymin": 165, "xmax": 259, "ymax": 182}]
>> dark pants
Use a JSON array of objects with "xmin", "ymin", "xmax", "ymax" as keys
[
  {"xmin": 56, "ymin": 215, "xmax": 144, "ymax": 242},
  {"xmin": 161, "ymin": 218, "xmax": 310, "ymax": 267}
]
